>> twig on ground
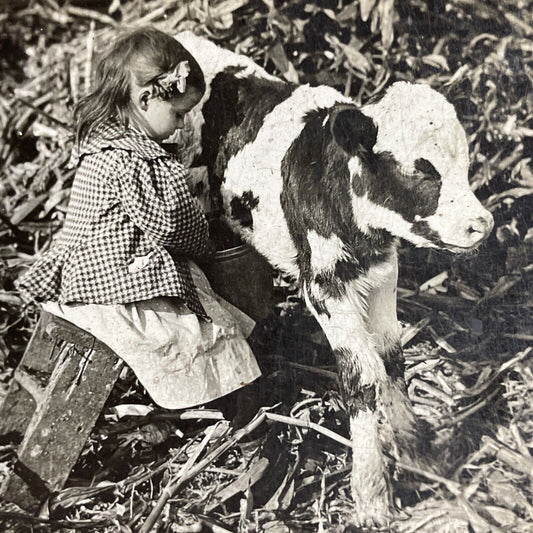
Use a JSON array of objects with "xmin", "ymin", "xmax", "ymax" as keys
[
  {"xmin": 401, "ymin": 317, "xmax": 432, "ymax": 347},
  {"xmin": 205, "ymin": 457, "xmax": 269, "ymax": 512},
  {"xmin": 434, "ymin": 348, "xmax": 532, "ymax": 429},
  {"xmin": 393, "ymin": 458, "xmax": 504, "ymax": 533},
  {"xmin": 286, "ymin": 361, "xmax": 337, "ymax": 380},
  {"xmin": 457, "ymin": 347, "xmax": 532, "ymax": 398},
  {"xmin": 504, "ymin": 12, "xmax": 533, "ymax": 36},
  {"xmin": 0, "ymin": 511, "xmax": 111, "ymax": 530},
  {"xmin": 14, "ymin": 97, "xmax": 70, "ymax": 129},
  {"xmin": 139, "ymin": 411, "xmax": 268, "ymax": 533},
  {"xmin": 139, "ymin": 421, "xmax": 225, "ymax": 533},
  {"xmin": 436, "ymin": 388, "xmax": 500, "ymax": 430},
  {"xmin": 410, "ymin": 377, "xmax": 455, "ymax": 406},
  {"xmin": 0, "ymin": 210, "xmax": 28, "ymax": 241},
  {"xmin": 51, "ymin": 447, "xmax": 186, "ymax": 511},
  {"xmin": 264, "ymin": 412, "xmax": 351, "ymax": 448},
  {"xmin": 482, "ymin": 435, "xmax": 533, "ymax": 482},
  {"xmin": 65, "ymin": 5, "xmax": 118, "ymax": 27}
]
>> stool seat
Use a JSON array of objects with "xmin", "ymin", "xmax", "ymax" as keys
[{"xmin": 0, "ymin": 311, "xmax": 122, "ymax": 512}]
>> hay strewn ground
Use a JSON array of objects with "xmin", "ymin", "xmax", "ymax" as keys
[{"xmin": 1, "ymin": 1, "xmax": 532, "ymax": 531}]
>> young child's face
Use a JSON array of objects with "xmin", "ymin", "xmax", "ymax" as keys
[{"xmin": 131, "ymin": 84, "xmax": 202, "ymax": 142}]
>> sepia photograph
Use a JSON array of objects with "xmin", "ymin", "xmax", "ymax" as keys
[{"xmin": 0, "ymin": 0, "xmax": 532, "ymax": 531}]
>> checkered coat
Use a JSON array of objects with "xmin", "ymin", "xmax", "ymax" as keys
[{"xmin": 16, "ymin": 121, "xmax": 210, "ymax": 317}]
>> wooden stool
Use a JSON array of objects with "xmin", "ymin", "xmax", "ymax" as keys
[{"xmin": 0, "ymin": 311, "xmax": 122, "ymax": 512}]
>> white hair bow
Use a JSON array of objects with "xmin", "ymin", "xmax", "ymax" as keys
[{"xmin": 156, "ymin": 60, "xmax": 191, "ymax": 96}]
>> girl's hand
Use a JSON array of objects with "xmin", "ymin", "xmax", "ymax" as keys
[
  {"xmin": 186, "ymin": 166, "xmax": 211, "ymax": 213},
  {"xmin": 186, "ymin": 166, "xmax": 208, "ymax": 192}
]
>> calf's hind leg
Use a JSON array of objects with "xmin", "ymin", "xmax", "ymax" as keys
[{"xmin": 304, "ymin": 279, "xmax": 391, "ymax": 527}]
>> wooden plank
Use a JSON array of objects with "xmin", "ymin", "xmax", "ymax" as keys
[
  {"xmin": 0, "ymin": 383, "xmax": 36, "ymax": 446},
  {"xmin": 0, "ymin": 313, "xmax": 58, "ymax": 444},
  {"xmin": 1, "ymin": 314, "xmax": 122, "ymax": 511}
]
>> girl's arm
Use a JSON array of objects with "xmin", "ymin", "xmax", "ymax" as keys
[{"xmin": 114, "ymin": 152, "xmax": 209, "ymax": 255}]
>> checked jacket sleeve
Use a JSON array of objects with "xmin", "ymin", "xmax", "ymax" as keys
[{"xmin": 113, "ymin": 153, "xmax": 209, "ymax": 256}]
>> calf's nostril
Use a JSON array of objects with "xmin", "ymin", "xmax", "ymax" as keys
[{"xmin": 467, "ymin": 215, "xmax": 493, "ymax": 237}]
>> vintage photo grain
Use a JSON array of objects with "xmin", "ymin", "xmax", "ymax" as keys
[{"xmin": 1, "ymin": 1, "xmax": 532, "ymax": 532}]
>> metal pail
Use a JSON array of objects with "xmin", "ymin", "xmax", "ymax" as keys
[{"xmin": 200, "ymin": 244, "xmax": 273, "ymax": 323}]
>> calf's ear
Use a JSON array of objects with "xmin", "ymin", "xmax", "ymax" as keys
[{"xmin": 330, "ymin": 106, "xmax": 377, "ymax": 157}]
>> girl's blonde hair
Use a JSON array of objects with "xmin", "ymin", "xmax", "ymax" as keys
[{"xmin": 74, "ymin": 27, "xmax": 205, "ymax": 145}]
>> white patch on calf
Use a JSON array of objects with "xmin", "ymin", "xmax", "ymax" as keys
[
  {"xmin": 362, "ymin": 250, "xmax": 401, "ymax": 354},
  {"xmin": 363, "ymin": 82, "xmax": 466, "ymax": 176},
  {"xmin": 223, "ymin": 85, "xmax": 352, "ymax": 277},
  {"xmin": 307, "ymin": 230, "xmax": 347, "ymax": 273},
  {"xmin": 350, "ymin": 410, "xmax": 390, "ymax": 524},
  {"xmin": 423, "ymin": 188, "xmax": 494, "ymax": 249},
  {"xmin": 347, "ymin": 157, "xmax": 362, "ymax": 177},
  {"xmin": 350, "ymin": 192, "xmax": 432, "ymax": 248},
  {"xmin": 176, "ymin": 31, "xmax": 278, "ymax": 89},
  {"xmin": 304, "ymin": 280, "xmax": 386, "ymax": 386}
]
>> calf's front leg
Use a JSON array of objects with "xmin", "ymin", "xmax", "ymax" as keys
[
  {"xmin": 365, "ymin": 254, "xmax": 419, "ymax": 461},
  {"xmin": 304, "ymin": 278, "xmax": 391, "ymax": 527}
]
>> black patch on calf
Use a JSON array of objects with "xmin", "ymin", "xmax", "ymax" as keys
[
  {"xmin": 334, "ymin": 258, "xmax": 363, "ymax": 284},
  {"xmin": 200, "ymin": 68, "xmax": 294, "ymax": 212},
  {"xmin": 414, "ymin": 158, "xmax": 441, "ymax": 182},
  {"xmin": 333, "ymin": 347, "xmax": 377, "ymax": 415},
  {"xmin": 411, "ymin": 220, "xmax": 442, "ymax": 245},
  {"xmin": 280, "ymin": 106, "xmax": 394, "ymax": 299},
  {"xmin": 352, "ymin": 152, "xmax": 442, "ymax": 222},
  {"xmin": 382, "ymin": 342, "xmax": 405, "ymax": 380},
  {"xmin": 230, "ymin": 190, "xmax": 259, "ymax": 228},
  {"xmin": 313, "ymin": 259, "xmax": 362, "ymax": 300}
]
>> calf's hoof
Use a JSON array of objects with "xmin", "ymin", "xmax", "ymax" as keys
[
  {"xmin": 350, "ymin": 463, "xmax": 391, "ymax": 529},
  {"xmin": 351, "ymin": 504, "xmax": 391, "ymax": 531},
  {"xmin": 343, "ymin": 524, "xmax": 388, "ymax": 533}
]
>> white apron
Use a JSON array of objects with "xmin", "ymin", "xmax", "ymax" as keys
[{"xmin": 43, "ymin": 262, "xmax": 261, "ymax": 409}]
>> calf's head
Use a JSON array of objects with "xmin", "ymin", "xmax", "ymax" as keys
[{"xmin": 334, "ymin": 82, "xmax": 493, "ymax": 252}]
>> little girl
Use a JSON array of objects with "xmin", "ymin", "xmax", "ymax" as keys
[{"xmin": 16, "ymin": 27, "xmax": 261, "ymax": 410}]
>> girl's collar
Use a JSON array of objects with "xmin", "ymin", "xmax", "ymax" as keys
[{"xmin": 69, "ymin": 120, "xmax": 172, "ymax": 167}]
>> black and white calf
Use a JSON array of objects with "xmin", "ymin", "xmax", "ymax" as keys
[{"xmin": 174, "ymin": 32, "xmax": 494, "ymax": 526}]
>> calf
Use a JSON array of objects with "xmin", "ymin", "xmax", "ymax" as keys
[{"xmin": 174, "ymin": 32, "xmax": 494, "ymax": 527}]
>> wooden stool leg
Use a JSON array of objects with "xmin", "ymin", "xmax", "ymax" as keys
[
  {"xmin": 0, "ymin": 313, "xmax": 59, "ymax": 445},
  {"xmin": 1, "ymin": 313, "xmax": 123, "ymax": 511}
]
